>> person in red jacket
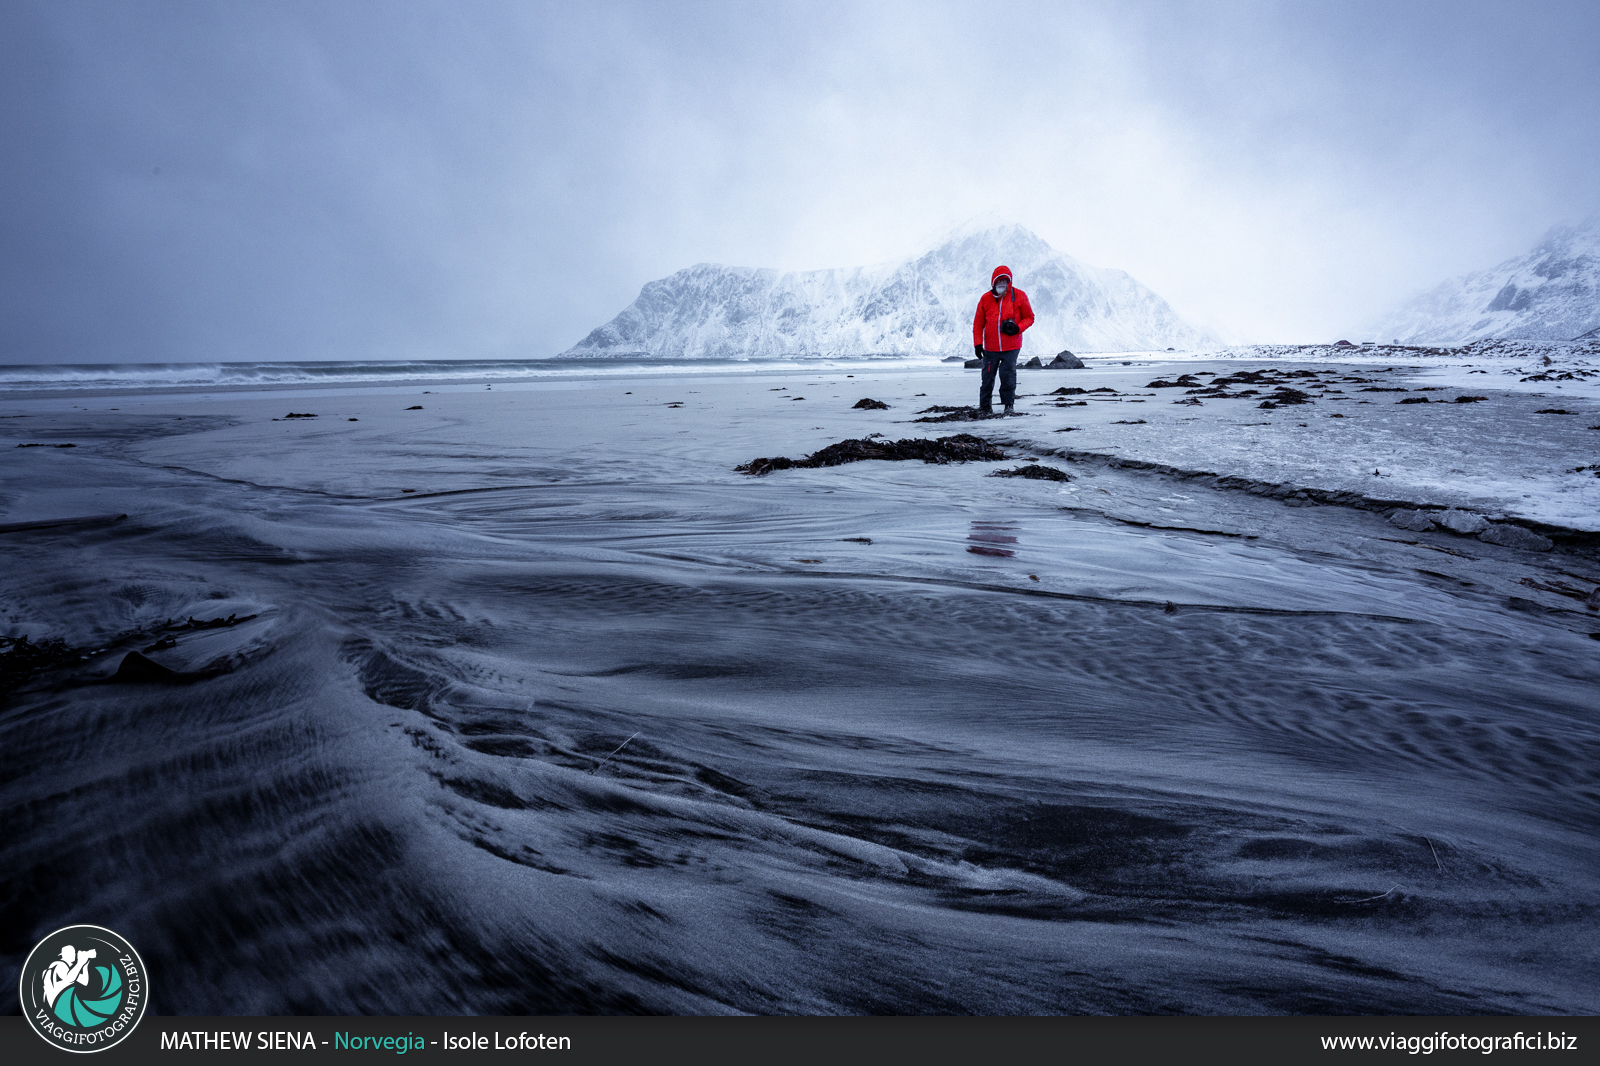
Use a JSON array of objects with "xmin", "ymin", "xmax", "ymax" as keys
[{"xmin": 972, "ymin": 264, "xmax": 1035, "ymax": 414}]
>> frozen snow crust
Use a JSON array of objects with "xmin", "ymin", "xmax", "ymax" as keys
[
  {"xmin": 2, "ymin": 355, "xmax": 1597, "ymax": 1015},
  {"xmin": 982, "ymin": 344, "xmax": 1600, "ymax": 537}
]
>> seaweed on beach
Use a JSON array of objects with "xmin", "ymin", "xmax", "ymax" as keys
[
  {"xmin": 736, "ymin": 434, "xmax": 1006, "ymax": 476},
  {"xmin": 911, "ymin": 405, "xmax": 1019, "ymax": 423},
  {"xmin": 0, "ymin": 611, "xmax": 261, "ymax": 695},
  {"xmin": 0, "ymin": 635, "xmax": 84, "ymax": 695},
  {"xmin": 176, "ymin": 613, "xmax": 258, "ymax": 630},
  {"xmin": 1257, "ymin": 388, "xmax": 1314, "ymax": 409},
  {"xmin": 988, "ymin": 465, "xmax": 1072, "ymax": 482}
]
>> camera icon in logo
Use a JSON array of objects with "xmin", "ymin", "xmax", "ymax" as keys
[{"xmin": 20, "ymin": 925, "xmax": 148, "ymax": 1053}]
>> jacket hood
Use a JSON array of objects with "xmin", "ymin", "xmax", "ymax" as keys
[{"xmin": 990, "ymin": 265, "xmax": 1013, "ymax": 288}]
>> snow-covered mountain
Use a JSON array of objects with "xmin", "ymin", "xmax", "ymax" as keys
[
  {"xmin": 1370, "ymin": 217, "xmax": 1600, "ymax": 343},
  {"xmin": 560, "ymin": 222, "xmax": 1215, "ymax": 359}
]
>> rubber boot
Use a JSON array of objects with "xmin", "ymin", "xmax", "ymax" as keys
[{"xmin": 1003, "ymin": 404, "xmax": 1014, "ymax": 415}]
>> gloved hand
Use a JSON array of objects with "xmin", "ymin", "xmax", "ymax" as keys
[
  {"xmin": 1000, "ymin": 319, "xmax": 1020, "ymax": 336},
  {"xmin": 974, "ymin": 343, "xmax": 984, "ymax": 357}
]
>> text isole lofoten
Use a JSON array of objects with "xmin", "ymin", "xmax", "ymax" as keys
[{"xmin": 158, "ymin": 1030, "xmax": 571, "ymax": 1051}]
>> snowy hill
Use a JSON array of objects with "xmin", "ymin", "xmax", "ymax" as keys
[
  {"xmin": 560, "ymin": 222, "xmax": 1215, "ymax": 359},
  {"xmin": 1371, "ymin": 217, "xmax": 1600, "ymax": 344}
]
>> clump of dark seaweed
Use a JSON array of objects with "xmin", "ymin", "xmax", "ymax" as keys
[
  {"xmin": 737, "ymin": 434, "xmax": 1006, "ymax": 476},
  {"xmin": 988, "ymin": 465, "xmax": 1071, "ymax": 482},
  {"xmin": 1258, "ymin": 387, "xmax": 1314, "ymax": 409},
  {"xmin": 1, "ymin": 635, "xmax": 83, "ymax": 694},
  {"xmin": 912, "ymin": 405, "xmax": 1011, "ymax": 423},
  {"xmin": 852, "ymin": 398, "xmax": 890, "ymax": 410},
  {"xmin": 177, "ymin": 613, "xmax": 258, "ymax": 630}
]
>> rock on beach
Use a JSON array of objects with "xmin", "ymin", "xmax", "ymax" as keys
[
  {"xmin": 1478, "ymin": 524, "xmax": 1553, "ymax": 552},
  {"xmin": 1437, "ymin": 510, "xmax": 1490, "ymax": 535},
  {"xmin": 1389, "ymin": 509, "xmax": 1437, "ymax": 532}
]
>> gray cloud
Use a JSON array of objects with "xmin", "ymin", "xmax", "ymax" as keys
[{"xmin": 3, "ymin": 0, "xmax": 1597, "ymax": 362}]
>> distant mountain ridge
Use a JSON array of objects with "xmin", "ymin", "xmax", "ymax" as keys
[
  {"xmin": 1371, "ymin": 218, "xmax": 1600, "ymax": 343},
  {"xmin": 559, "ymin": 223, "xmax": 1215, "ymax": 359}
]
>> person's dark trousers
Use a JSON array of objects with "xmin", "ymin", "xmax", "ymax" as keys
[{"xmin": 979, "ymin": 350, "xmax": 1018, "ymax": 408}]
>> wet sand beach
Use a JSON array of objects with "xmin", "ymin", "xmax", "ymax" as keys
[{"xmin": 2, "ymin": 357, "xmax": 1597, "ymax": 1015}]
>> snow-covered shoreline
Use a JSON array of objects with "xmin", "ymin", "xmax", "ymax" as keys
[{"xmin": 6, "ymin": 349, "xmax": 1597, "ymax": 531}]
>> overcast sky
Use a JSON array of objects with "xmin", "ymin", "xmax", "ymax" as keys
[{"xmin": 3, "ymin": 0, "xmax": 1598, "ymax": 363}]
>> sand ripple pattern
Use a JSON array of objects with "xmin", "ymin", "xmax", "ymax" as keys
[{"xmin": 2, "ymin": 407, "xmax": 1597, "ymax": 1015}]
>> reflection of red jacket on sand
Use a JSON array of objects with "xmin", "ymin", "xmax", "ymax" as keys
[{"xmin": 972, "ymin": 265, "xmax": 1035, "ymax": 352}]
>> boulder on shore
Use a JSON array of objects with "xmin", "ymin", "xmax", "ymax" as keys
[
  {"xmin": 1048, "ymin": 351, "xmax": 1085, "ymax": 369},
  {"xmin": 1437, "ymin": 509, "xmax": 1489, "ymax": 535},
  {"xmin": 1478, "ymin": 524, "xmax": 1553, "ymax": 551},
  {"xmin": 1022, "ymin": 356, "xmax": 1043, "ymax": 369},
  {"xmin": 1389, "ymin": 509, "xmax": 1436, "ymax": 532}
]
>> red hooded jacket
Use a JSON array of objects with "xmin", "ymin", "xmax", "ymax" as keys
[{"xmin": 972, "ymin": 265, "xmax": 1035, "ymax": 353}]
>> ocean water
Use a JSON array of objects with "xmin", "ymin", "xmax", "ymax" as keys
[
  {"xmin": 0, "ymin": 355, "xmax": 949, "ymax": 394},
  {"xmin": 1, "ymin": 367, "xmax": 1596, "ymax": 1015}
]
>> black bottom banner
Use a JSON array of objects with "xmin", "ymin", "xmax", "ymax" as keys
[{"xmin": 2, "ymin": 1015, "xmax": 1594, "ymax": 1065}]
